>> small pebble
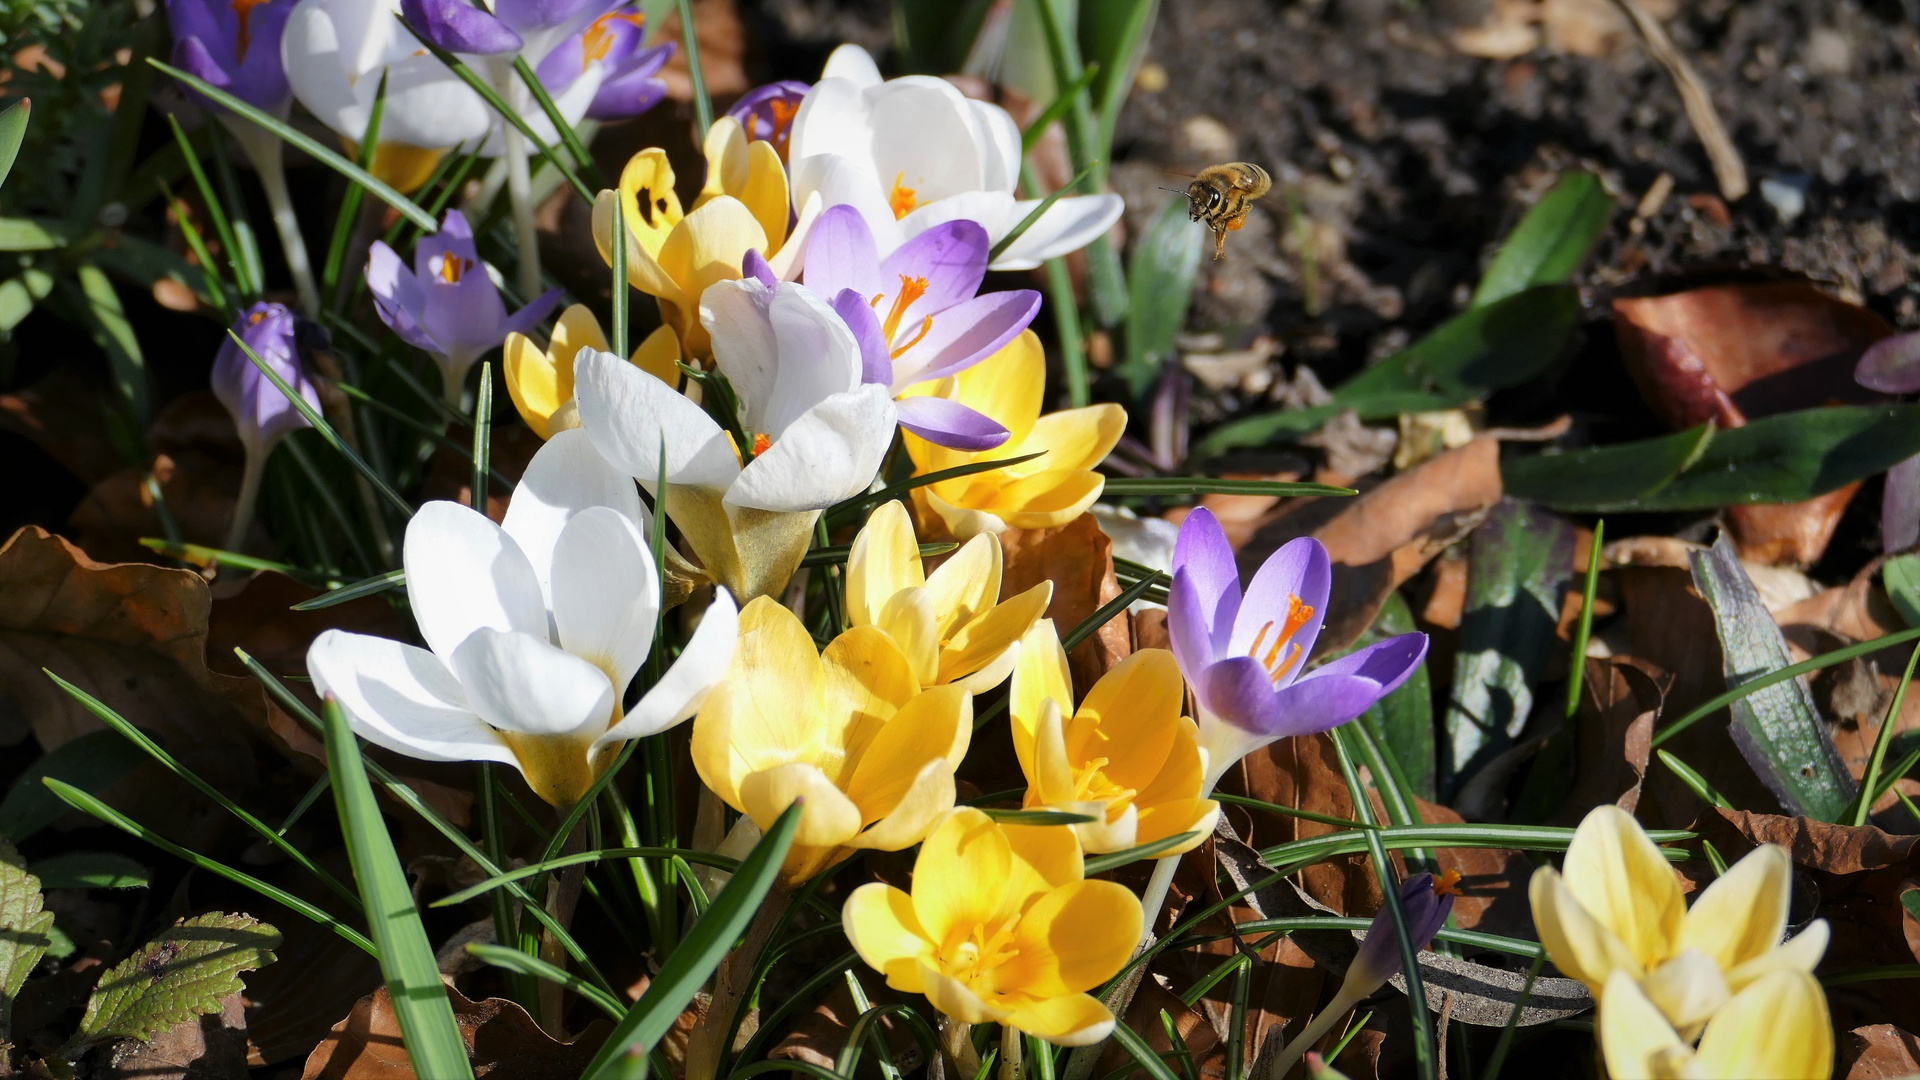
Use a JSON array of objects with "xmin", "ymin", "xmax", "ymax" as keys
[{"xmin": 1760, "ymin": 177, "xmax": 1807, "ymax": 224}]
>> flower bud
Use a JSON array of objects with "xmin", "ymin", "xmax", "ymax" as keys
[{"xmin": 212, "ymin": 301, "xmax": 321, "ymax": 458}]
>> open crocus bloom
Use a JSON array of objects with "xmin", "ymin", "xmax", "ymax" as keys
[
  {"xmin": 842, "ymin": 807, "xmax": 1140, "ymax": 1044},
  {"xmin": 1599, "ymin": 968, "xmax": 1832, "ymax": 1080},
  {"xmin": 366, "ymin": 209, "xmax": 563, "ymax": 405},
  {"xmin": 905, "ymin": 330, "xmax": 1126, "ymax": 539},
  {"xmin": 282, "ymin": 0, "xmax": 491, "ymax": 191},
  {"xmin": 1168, "ymin": 508, "xmax": 1428, "ymax": 785},
  {"xmin": 692, "ymin": 597, "xmax": 973, "ymax": 883},
  {"xmin": 503, "ymin": 303, "xmax": 679, "ymax": 439},
  {"xmin": 845, "ymin": 501, "xmax": 1051, "ymax": 693},
  {"xmin": 532, "ymin": 6, "xmax": 672, "ymax": 122},
  {"xmin": 788, "ymin": 44, "xmax": 1123, "ymax": 271},
  {"xmin": 1530, "ymin": 805, "xmax": 1829, "ymax": 1038},
  {"xmin": 727, "ymin": 80, "xmax": 808, "ymax": 161},
  {"xmin": 170, "ymin": 0, "xmax": 293, "ymax": 115},
  {"xmin": 804, "ymin": 205, "xmax": 1039, "ymax": 449},
  {"xmin": 574, "ymin": 273, "xmax": 896, "ymax": 602},
  {"xmin": 307, "ymin": 430, "xmax": 739, "ymax": 809},
  {"xmin": 1009, "ymin": 620, "xmax": 1218, "ymax": 855}
]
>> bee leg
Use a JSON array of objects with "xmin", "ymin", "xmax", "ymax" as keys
[{"xmin": 1212, "ymin": 226, "xmax": 1227, "ymax": 260}]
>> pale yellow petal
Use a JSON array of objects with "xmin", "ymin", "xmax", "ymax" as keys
[
  {"xmin": 1010, "ymin": 619, "xmax": 1073, "ymax": 777},
  {"xmin": 878, "ymin": 588, "xmax": 941, "ymax": 687},
  {"xmin": 820, "ymin": 625, "xmax": 919, "ymax": 780},
  {"xmin": 503, "ymin": 331, "xmax": 560, "ymax": 439},
  {"xmin": 847, "ymin": 500, "xmax": 925, "ymax": 627},
  {"xmin": 1070, "ymin": 800, "xmax": 1137, "ymax": 855},
  {"xmin": 843, "ymin": 882, "xmax": 932, "ymax": 975},
  {"xmin": 841, "ymin": 685, "xmax": 969, "ymax": 825},
  {"xmin": 742, "ymin": 139, "xmax": 790, "ymax": 253},
  {"xmin": 618, "ymin": 149, "xmax": 685, "ymax": 257},
  {"xmin": 923, "ymin": 484, "xmax": 1010, "ymax": 541},
  {"xmin": 1528, "ymin": 866, "xmax": 1646, "ymax": 993},
  {"xmin": 1003, "ymin": 994, "xmax": 1115, "ymax": 1047},
  {"xmin": 549, "ymin": 303, "xmax": 610, "ymax": 401},
  {"xmin": 1724, "ymin": 919, "xmax": 1828, "ymax": 994},
  {"xmin": 1597, "ymin": 970, "xmax": 1693, "ymax": 1080},
  {"xmin": 739, "ymin": 761, "xmax": 863, "ymax": 847},
  {"xmin": 1003, "ymin": 879, "xmax": 1142, "ymax": 995},
  {"xmin": 919, "ymin": 960, "xmax": 1012, "ymax": 1025},
  {"xmin": 1678, "ymin": 842, "xmax": 1791, "ymax": 973},
  {"xmin": 594, "ymin": 188, "xmax": 684, "ymax": 308},
  {"xmin": 1692, "ymin": 969, "xmax": 1833, "ymax": 1080},
  {"xmin": 1006, "ymin": 404, "xmax": 1127, "ymax": 479},
  {"xmin": 656, "ymin": 196, "xmax": 768, "ymax": 359},
  {"xmin": 847, "ymin": 757, "xmax": 955, "ymax": 851},
  {"xmin": 1640, "ymin": 948, "xmax": 1731, "ymax": 1035},
  {"xmin": 690, "ymin": 596, "xmax": 824, "ymax": 806},
  {"xmin": 951, "ymin": 641, "xmax": 1020, "ymax": 696},
  {"xmin": 1561, "ymin": 805, "xmax": 1685, "ymax": 972},
  {"xmin": 989, "ymin": 470, "xmax": 1108, "ymax": 530},
  {"xmin": 630, "ymin": 323, "xmax": 682, "ymax": 389},
  {"xmin": 911, "ymin": 808, "xmax": 1011, "ymax": 945},
  {"xmin": 697, "ymin": 116, "xmax": 747, "ymax": 206},
  {"xmin": 940, "ymin": 581, "xmax": 1052, "ymax": 685},
  {"xmin": 1029, "ymin": 698, "xmax": 1079, "ymax": 806},
  {"xmin": 922, "ymin": 533, "xmax": 1002, "ymax": 642}
]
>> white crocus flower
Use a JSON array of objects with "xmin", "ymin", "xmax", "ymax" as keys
[
  {"xmin": 574, "ymin": 273, "xmax": 896, "ymax": 604},
  {"xmin": 307, "ymin": 429, "xmax": 738, "ymax": 810},
  {"xmin": 282, "ymin": 0, "xmax": 492, "ymax": 190},
  {"xmin": 786, "ymin": 44, "xmax": 1123, "ymax": 272}
]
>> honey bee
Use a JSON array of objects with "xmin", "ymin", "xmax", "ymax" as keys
[{"xmin": 1178, "ymin": 162, "xmax": 1272, "ymax": 260}]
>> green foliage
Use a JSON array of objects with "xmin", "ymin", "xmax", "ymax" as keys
[
  {"xmin": 66, "ymin": 912, "xmax": 279, "ymax": 1053},
  {"xmin": 29, "ymin": 851, "xmax": 147, "ymax": 890},
  {"xmin": 0, "ymin": 728, "xmax": 145, "ymax": 843},
  {"xmin": 1120, "ymin": 196, "xmax": 1206, "ymax": 396},
  {"xmin": 0, "ymin": 840, "xmax": 55, "ymax": 1038},
  {"xmin": 1471, "ymin": 172, "xmax": 1613, "ymax": 308}
]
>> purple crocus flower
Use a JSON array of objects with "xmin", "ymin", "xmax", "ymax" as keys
[
  {"xmin": 366, "ymin": 209, "xmax": 563, "ymax": 405},
  {"xmin": 802, "ymin": 204, "xmax": 1040, "ymax": 450},
  {"xmin": 213, "ymin": 301, "xmax": 319, "ymax": 457},
  {"xmin": 533, "ymin": 9, "xmax": 673, "ymax": 120},
  {"xmin": 1344, "ymin": 871, "xmax": 1458, "ymax": 997},
  {"xmin": 727, "ymin": 80, "xmax": 808, "ymax": 160},
  {"xmin": 167, "ymin": 0, "xmax": 293, "ymax": 115},
  {"xmin": 1857, "ymin": 330, "xmax": 1920, "ymax": 554},
  {"xmin": 1168, "ymin": 506, "xmax": 1429, "ymax": 781}
]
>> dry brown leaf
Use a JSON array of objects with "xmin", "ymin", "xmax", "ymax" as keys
[
  {"xmin": 998, "ymin": 513, "xmax": 1131, "ymax": 693},
  {"xmin": 1842, "ymin": 1024, "xmax": 1920, "ymax": 1080},
  {"xmin": 1556, "ymin": 657, "xmax": 1664, "ymax": 822},
  {"xmin": 421, "ymin": 424, "xmax": 544, "ymax": 524},
  {"xmin": 105, "ymin": 989, "xmax": 250, "ymax": 1080},
  {"xmin": 1228, "ymin": 731, "xmax": 1379, "ymax": 916},
  {"xmin": 206, "ymin": 571, "xmax": 408, "ymax": 680},
  {"xmin": 1091, "ymin": 978, "xmax": 1221, "ymax": 1080},
  {"xmin": 301, "ymin": 984, "xmax": 611, "ymax": 1079},
  {"xmin": 0, "ymin": 367, "xmax": 126, "ymax": 486},
  {"xmin": 768, "ymin": 977, "xmax": 924, "ymax": 1074}
]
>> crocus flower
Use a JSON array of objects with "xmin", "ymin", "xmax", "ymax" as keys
[
  {"xmin": 842, "ymin": 807, "xmax": 1141, "ymax": 1045},
  {"xmin": 282, "ymin": 0, "xmax": 492, "ymax": 192},
  {"xmin": 532, "ymin": 7, "xmax": 673, "ymax": 122},
  {"xmin": 575, "ymin": 268, "xmax": 896, "ymax": 602},
  {"xmin": 787, "ymin": 44, "xmax": 1123, "ymax": 271},
  {"xmin": 904, "ymin": 330, "xmax": 1126, "ymax": 538},
  {"xmin": 308, "ymin": 430, "xmax": 739, "ymax": 809},
  {"xmin": 169, "ymin": 0, "xmax": 293, "ymax": 115},
  {"xmin": 592, "ymin": 127, "xmax": 801, "ymax": 360},
  {"xmin": 845, "ymin": 501, "xmax": 1052, "ymax": 692},
  {"xmin": 1008, "ymin": 620, "xmax": 1219, "ymax": 855},
  {"xmin": 692, "ymin": 597, "xmax": 973, "ymax": 884},
  {"xmin": 1856, "ymin": 329, "xmax": 1920, "ymax": 554},
  {"xmin": 1269, "ymin": 872, "xmax": 1457, "ymax": 1079},
  {"xmin": 212, "ymin": 301, "xmax": 321, "ymax": 552},
  {"xmin": 366, "ymin": 209, "xmax": 563, "ymax": 406},
  {"xmin": 1167, "ymin": 508, "xmax": 1429, "ymax": 786},
  {"xmin": 1598, "ymin": 967, "xmax": 1832, "ymax": 1080},
  {"xmin": 503, "ymin": 303, "xmax": 680, "ymax": 439},
  {"xmin": 1530, "ymin": 805, "xmax": 1829, "ymax": 1038},
  {"xmin": 727, "ymin": 79, "xmax": 808, "ymax": 161},
  {"xmin": 804, "ymin": 204, "xmax": 1039, "ymax": 449}
]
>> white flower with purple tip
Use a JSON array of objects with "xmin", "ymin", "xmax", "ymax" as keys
[
  {"xmin": 1168, "ymin": 507, "xmax": 1429, "ymax": 785},
  {"xmin": 802, "ymin": 204, "xmax": 1039, "ymax": 450}
]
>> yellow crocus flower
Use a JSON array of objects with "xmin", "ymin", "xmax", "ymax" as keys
[
  {"xmin": 842, "ymin": 807, "xmax": 1141, "ymax": 1045},
  {"xmin": 1008, "ymin": 620, "xmax": 1219, "ymax": 855},
  {"xmin": 591, "ymin": 117, "xmax": 805, "ymax": 361},
  {"xmin": 1530, "ymin": 806, "xmax": 1828, "ymax": 1037},
  {"xmin": 904, "ymin": 330, "xmax": 1126, "ymax": 540},
  {"xmin": 845, "ymin": 500, "xmax": 1053, "ymax": 692},
  {"xmin": 691, "ymin": 596, "xmax": 972, "ymax": 884},
  {"xmin": 502, "ymin": 304, "xmax": 681, "ymax": 439},
  {"xmin": 1598, "ymin": 967, "xmax": 1832, "ymax": 1079}
]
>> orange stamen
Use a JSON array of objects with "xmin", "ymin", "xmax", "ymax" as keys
[
  {"xmin": 888, "ymin": 172, "xmax": 919, "ymax": 220},
  {"xmin": 766, "ymin": 98, "xmax": 800, "ymax": 158},
  {"xmin": 248, "ymin": 309, "xmax": 266, "ymax": 325},
  {"xmin": 881, "ymin": 274, "xmax": 930, "ymax": 340},
  {"xmin": 1247, "ymin": 594, "xmax": 1316, "ymax": 683},
  {"xmin": 1433, "ymin": 869, "xmax": 1463, "ymax": 898},
  {"xmin": 751, "ymin": 432, "xmax": 771, "ymax": 457},
  {"xmin": 438, "ymin": 256, "xmax": 466, "ymax": 285},
  {"xmin": 581, "ymin": 10, "xmax": 645, "ymax": 69},
  {"xmin": 889, "ymin": 316, "xmax": 934, "ymax": 359},
  {"xmin": 231, "ymin": 0, "xmax": 271, "ymax": 60}
]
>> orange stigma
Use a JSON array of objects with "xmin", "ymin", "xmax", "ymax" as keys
[
  {"xmin": 581, "ymin": 10, "xmax": 644, "ymax": 68},
  {"xmin": 1433, "ymin": 869, "xmax": 1462, "ymax": 898},
  {"xmin": 888, "ymin": 172, "xmax": 919, "ymax": 220},
  {"xmin": 248, "ymin": 309, "xmax": 266, "ymax": 325},
  {"xmin": 438, "ymin": 255, "xmax": 467, "ymax": 285},
  {"xmin": 750, "ymin": 432, "xmax": 771, "ymax": 457},
  {"xmin": 231, "ymin": 0, "xmax": 271, "ymax": 59},
  {"xmin": 1246, "ymin": 594, "xmax": 1315, "ymax": 683}
]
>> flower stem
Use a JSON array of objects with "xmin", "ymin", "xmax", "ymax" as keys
[
  {"xmin": 226, "ymin": 117, "xmax": 320, "ymax": 317},
  {"xmin": 941, "ymin": 1018, "xmax": 980, "ymax": 1080},
  {"xmin": 502, "ymin": 122, "xmax": 542, "ymax": 302},
  {"xmin": 685, "ymin": 878, "xmax": 792, "ymax": 1080},
  {"xmin": 999, "ymin": 1024, "xmax": 1024, "ymax": 1080},
  {"xmin": 223, "ymin": 448, "xmax": 267, "ymax": 556},
  {"xmin": 1264, "ymin": 986, "xmax": 1362, "ymax": 1080}
]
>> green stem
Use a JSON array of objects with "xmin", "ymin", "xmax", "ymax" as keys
[{"xmin": 676, "ymin": 0, "xmax": 713, "ymax": 135}]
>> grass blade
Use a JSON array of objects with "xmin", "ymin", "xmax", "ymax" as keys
[
  {"xmin": 1653, "ymin": 625, "xmax": 1920, "ymax": 746},
  {"xmin": 990, "ymin": 159, "xmax": 1097, "ymax": 263},
  {"xmin": 675, "ymin": 0, "xmax": 713, "ymax": 134},
  {"xmin": 1564, "ymin": 518, "xmax": 1605, "ymax": 719},
  {"xmin": 1655, "ymin": 750, "xmax": 1731, "ymax": 810},
  {"xmin": 467, "ymin": 942, "xmax": 626, "ymax": 1020},
  {"xmin": 1855, "ymin": 640, "xmax": 1920, "ymax": 825},
  {"xmin": 323, "ymin": 69, "xmax": 387, "ymax": 298},
  {"xmin": 0, "ymin": 98, "xmax": 28, "ymax": 189},
  {"xmin": 1021, "ymin": 64, "xmax": 1100, "ymax": 154},
  {"xmin": 1083, "ymin": 831, "xmax": 1200, "ymax": 875},
  {"xmin": 289, "ymin": 569, "xmax": 406, "ymax": 610},
  {"xmin": 511, "ymin": 55, "xmax": 607, "ymax": 188},
  {"xmin": 323, "ymin": 697, "xmax": 474, "ymax": 1078},
  {"xmin": 1481, "ymin": 955, "xmax": 1544, "ymax": 1080},
  {"xmin": 1106, "ymin": 1012, "xmax": 1180, "ymax": 1080},
  {"xmin": 1099, "ymin": 477, "xmax": 1357, "ymax": 498},
  {"xmin": 610, "ymin": 193, "xmax": 628, "ymax": 356},
  {"xmin": 1061, "ymin": 571, "xmax": 1164, "ymax": 652},
  {"xmin": 433, "ymin": 847, "xmax": 741, "ymax": 909},
  {"xmin": 165, "ymin": 114, "xmax": 254, "ymax": 297},
  {"xmin": 826, "ymin": 451, "xmax": 1046, "ymax": 525}
]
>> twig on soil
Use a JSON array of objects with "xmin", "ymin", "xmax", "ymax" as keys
[{"xmin": 1613, "ymin": 0, "xmax": 1748, "ymax": 202}]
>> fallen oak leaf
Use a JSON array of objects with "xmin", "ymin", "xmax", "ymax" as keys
[
  {"xmin": 301, "ymin": 983, "xmax": 611, "ymax": 1079},
  {"xmin": 1841, "ymin": 1023, "xmax": 1920, "ymax": 1080},
  {"xmin": 998, "ymin": 512, "xmax": 1132, "ymax": 693}
]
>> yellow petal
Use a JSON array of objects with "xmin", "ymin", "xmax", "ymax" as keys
[
  {"xmin": 875, "ymin": 589, "xmax": 940, "ymax": 688},
  {"xmin": 1724, "ymin": 919, "xmax": 1828, "ymax": 994},
  {"xmin": 697, "ymin": 116, "xmax": 747, "ymax": 206},
  {"xmin": 841, "ymin": 684, "xmax": 969, "ymax": 826},
  {"xmin": 911, "ymin": 808, "xmax": 1011, "ymax": 945},
  {"xmin": 847, "ymin": 500, "xmax": 925, "ymax": 627},
  {"xmin": 631, "ymin": 323, "xmax": 682, "ymax": 389},
  {"xmin": 593, "ymin": 188, "xmax": 684, "ymax": 310},
  {"xmin": 503, "ymin": 331, "xmax": 560, "ymax": 439},
  {"xmin": 847, "ymin": 757, "xmax": 955, "ymax": 851},
  {"xmin": 1010, "ymin": 619, "xmax": 1073, "ymax": 778},
  {"xmin": 1692, "ymin": 969, "xmax": 1833, "ymax": 1080},
  {"xmin": 1597, "ymin": 970, "xmax": 1693, "ymax": 1080},
  {"xmin": 1130, "ymin": 714, "xmax": 1209, "ymax": 822},
  {"xmin": 739, "ymin": 761, "xmax": 863, "ymax": 847},
  {"xmin": 1029, "ymin": 698, "xmax": 1078, "ymax": 806},
  {"xmin": 691, "ymin": 596, "xmax": 824, "ymax": 807},
  {"xmin": 952, "ymin": 642, "xmax": 1022, "ymax": 696},
  {"xmin": 1528, "ymin": 866, "xmax": 1646, "ymax": 994},
  {"xmin": 1678, "ymin": 842, "xmax": 1791, "ymax": 973},
  {"xmin": 940, "ymin": 581, "xmax": 1052, "ymax": 685},
  {"xmin": 549, "ymin": 303, "xmax": 611, "ymax": 400},
  {"xmin": 1132, "ymin": 797, "xmax": 1216, "ymax": 855},
  {"xmin": 355, "ymin": 141, "xmax": 444, "ymax": 194},
  {"xmin": 1640, "ymin": 948, "xmax": 1732, "ymax": 1035},
  {"xmin": 743, "ymin": 139, "xmax": 790, "ymax": 253},
  {"xmin": 923, "ymin": 484, "xmax": 1010, "ymax": 541},
  {"xmin": 955, "ymin": 330, "xmax": 1044, "ymax": 450},
  {"xmin": 1007, "ymin": 404, "xmax": 1127, "ymax": 480},
  {"xmin": 1069, "ymin": 800, "xmax": 1137, "ymax": 855},
  {"xmin": 843, "ymin": 882, "xmax": 932, "ymax": 980},
  {"xmin": 987, "ymin": 470, "xmax": 1107, "ymax": 531},
  {"xmin": 821, "ymin": 625, "xmax": 921, "ymax": 779},
  {"xmin": 919, "ymin": 960, "xmax": 1012, "ymax": 1025},
  {"xmin": 1072, "ymin": 648, "xmax": 1184, "ymax": 781},
  {"xmin": 1001, "ymin": 819, "xmax": 1084, "ymax": 902},
  {"xmin": 656, "ymin": 196, "xmax": 768, "ymax": 360},
  {"xmin": 618, "ymin": 149, "xmax": 685, "ymax": 258},
  {"xmin": 1005, "ymin": 879, "xmax": 1142, "ymax": 996},
  {"xmin": 923, "ymin": 534, "xmax": 1002, "ymax": 642},
  {"xmin": 1003, "ymin": 993, "xmax": 1115, "ymax": 1047},
  {"xmin": 1561, "ymin": 805, "xmax": 1685, "ymax": 972}
]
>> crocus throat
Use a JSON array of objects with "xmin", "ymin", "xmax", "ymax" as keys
[
  {"xmin": 231, "ymin": 0, "xmax": 271, "ymax": 60},
  {"xmin": 888, "ymin": 172, "xmax": 919, "ymax": 220},
  {"xmin": 1247, "ymin": 594, "xmax": 1314, "ymax": 684},
  {"xmin": 1073, "ymin": 756, "xmax": 1137, "ymax": 818},
  {"xmin": 941, "ymin": 918, "xmax": 1022, "ymax": 992},
  {"xmin": 869, "ymin": 274, "xmax": 934, "ymax": 360},
  {"xmin": 582, "ymin": 11, "xmax": 644, "ymax": 67},
  {"xmin": 746, "ymin": 99, "xmax": 801, "ymax": 158},
  {"xmin": 436, "ymin": 254, "xmax": 471, "ymax": 285}
]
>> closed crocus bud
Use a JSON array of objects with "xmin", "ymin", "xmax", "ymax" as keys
[
  {"xmin": 213, "ymin": 301, "xmax": 322, "ymax": 552},
  {"xmin": 725, "ymin": 79, "xmax": 807, "ymax": 160},
  {"xmin": 1856, "ymin": 330, "xmax": 1920, "ymax": 554},
  {"xmin": 168, "ymin": 0, "xmax": 294, "ymax": 116}
]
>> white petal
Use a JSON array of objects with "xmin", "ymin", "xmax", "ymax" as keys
[
  {"xmin": 552, "ymin": 506, "xmax": 659, "ymax": 695},
  {"xmin": 820, "ymin": 43, "xmax": 883, "ymax": 87},
  {"xmin": 449, "ymin": 627, "xmax": 615, "ymax": 737},
  {"xmin": 790, "ymin": 76, "xmax": 874, "ymax": 169},
  {"xmin": 282, "ymin": 0, "xmax": 490, "ymax": 147},
  {"xmin": 595, "ymin": 588, "xmax": 740, "ymax": 748},
  {"xmin": 404, "ymin": 500, "xmax": 547, "ymax": 661},
  {"xmin": 728, "ymin": 385, "xmax": 896, "ymax": 511},
  {"xmin": 574, "ymin": 348, "xmax": 740, "ymax": 492},
  {"xmin": 789, "ymin": 154, "xmax": 903, "ymax": 255},
  {"xmin": 701, "ymin": 278, "xmax": 781, "ymax": 429},
  {"xmin": 502, "ymin": 428, "xmax": 648, "ymax": 610},
  {"xmin": 990, "ymin": 193, "xmax": 1125, "ymax": 271},
  {"xmin": 968, "ymin": 99, "xmax": 1022, "ymax": 195},
  {"xmin": 897, "ymin": 190, "xmax": 1017, "ymax": 247},
  {"xmin": 307, "ymin": 629, "xmax": 513, "ymax": 765},
  {"xmin": 770, "ymin": 190, "xmax": 823, "ymax": 281},
  {"xmin": 763, "ymin": 283, "xmax": 863, "ymax": 436},
  {"xmin": 867, "ymin": 78, "xmax": 987, "ymax": 201}
]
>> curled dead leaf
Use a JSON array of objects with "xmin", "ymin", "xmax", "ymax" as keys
[{"xmin": 301, "ymin": 984, "xmax": 610, "ymax": 1079}]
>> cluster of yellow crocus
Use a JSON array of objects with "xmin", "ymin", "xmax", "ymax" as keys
[
  {"xmin": 904, "ymin": 330, "xmax": 1126, "ymax": 539},
  {"xmin": 502, "ymin": 304, "xmax": 680, "ymax": 438},
  {"xmin": 1009, "ymin": 620, "xmax": 1218, "ymax": 855},
  {"xmin": 1532, "ymin": 806, "xmax": 1833, "ymax": 1079}
]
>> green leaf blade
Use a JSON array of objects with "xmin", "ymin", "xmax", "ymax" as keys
[
  {"xmin": 72, "ymin": 912, "xmax": 279, "ymax": 1051},
  {"xmin": 1471, "ymin": 172, "xmax": 1613, "ymax": 308}
]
